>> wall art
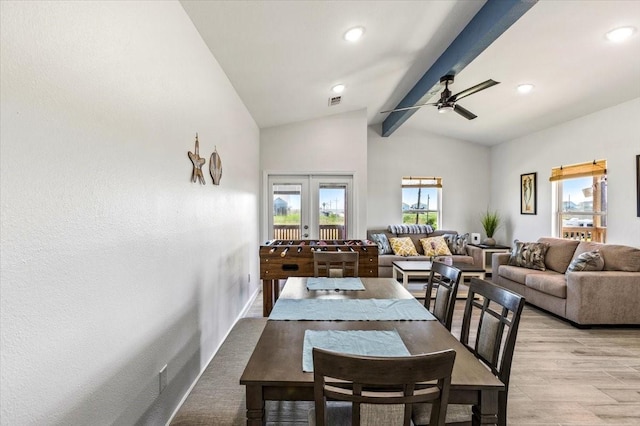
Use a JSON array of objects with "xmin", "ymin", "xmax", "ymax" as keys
[
  {"xmin": 188, "ymin": 133, "xmax": 206, "ymax": 185},
  {"xmin": 521, "ymin": 172, "xmax": 537, "ymax": 215},
  {"xmin": 210, "ymin": 146, "xmax": 222, "ymax": 185}
]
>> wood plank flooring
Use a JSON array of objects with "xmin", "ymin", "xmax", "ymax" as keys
[{"xmin": 244, "ymin": 285, "xmax": 640, "ymax": 425}]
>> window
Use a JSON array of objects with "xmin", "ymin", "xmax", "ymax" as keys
[
  {"xmin": 401, "ymin": 177, "xmax": 442, "ymax": 229},
  {"xmin": 551, "ymin": 160, "xmax": 607, "ymax": 242}
]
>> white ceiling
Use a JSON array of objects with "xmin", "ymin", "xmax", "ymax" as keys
[{"xmin": 181, "ymin": 0, "xmax": 640, "ymax": 145}]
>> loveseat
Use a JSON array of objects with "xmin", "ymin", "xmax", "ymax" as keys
[
  {"xmin": 492, "ymin": 237, "xmax": 640, "ymax": 326},
  {"xmin": 367, "ymin": 225, "xmax": 482, "ymax": 278}
]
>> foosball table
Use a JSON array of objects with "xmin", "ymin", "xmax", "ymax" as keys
[{"xmin": 259, "ymin": 239, "xmax": 379, "ymax": 316}]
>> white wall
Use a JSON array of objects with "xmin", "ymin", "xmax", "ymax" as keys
[
  {"xmin": 491, "ymin": 97, "xmax": 640, "ymax": 246},
  {"xmin": 0, "ymin": 2, "xmax": 260, "ymax": 425},
  {"xmin": 260, "ymin": 109, "xmax": 368, "ymax": 238},
  {"xmin": 367, "ymin": 125, "xmax": 492, "ymax": 235}
]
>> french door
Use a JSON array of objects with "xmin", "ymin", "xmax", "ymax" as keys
[{"xmin": 266, "ymin": 174, "xmax": 354, "ymax": 241}]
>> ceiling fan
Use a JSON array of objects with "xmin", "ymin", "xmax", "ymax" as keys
[{"xmin": 381, "ymin": 75, "xmax": 500, "ymax": 120}]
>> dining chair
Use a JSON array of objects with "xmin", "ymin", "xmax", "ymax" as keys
[
  {"xmin": 313, "ymin": 251, "xmax": 359, "ymax": 277},
  {"xmin": 423, "ymin": 262, "xmax": 463, "ymax": 330},
  {"xmin": 412, "ymin": 278, "xmax": 525, "ymax": 426},
  {"xmin": 310, "ymin": 347, "xmax": 456, "ymax": 426}
]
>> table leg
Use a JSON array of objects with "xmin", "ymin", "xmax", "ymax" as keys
[
  {"xmin": 245, "ymin": 385, "xmax": 265, "ymax": 425},
  {"xmin": 262, "ymin": 279, "xmax": 273, "ymax": 317},
  {"xmin": 472, "ymin": 389, "xmax": 499, "ymax": 425}
]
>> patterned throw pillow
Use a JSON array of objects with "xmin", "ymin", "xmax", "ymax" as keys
[
  {"xmin": 508, "ymin": 240, "xmax": 549, "ymax": 271},
  {"xmin": 443, "ymin": 233, "xmax": 469, "ymax": 255},
  {"xmin": 370, "ymin": 233, "xmax": 393, "ymax": 255},
  {"xmin": 389, "ymin": 237, "xmax": 419, "ymax": 256},
  {"xmin": 566, "ymin": 250, "xmax": 604, "ymax": 272},
  {"xmin": 420, "ymin": 236, "xmax": 453, "ymax": 257}
]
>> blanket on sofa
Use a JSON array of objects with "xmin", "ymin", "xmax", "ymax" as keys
[{"xmin": 388, "ymin": 224, "xmax": 434, "ymax": 234}]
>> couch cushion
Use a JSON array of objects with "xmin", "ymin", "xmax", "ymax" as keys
[
  {"xmin": 389, "ymin": 237, "xmax": 419, "ymax": 257},
  {"xmin": 508, "ymin": 240, "xmax": 549, "ymax": 271},
  {"xmin": 573, "ymin": 242, "xmax": 640, "ymax": 272},
  {"xmin": 498, "ymin": 265, "xmax": 548, "ymax": 284},
  {"xmin": 525, "ymin": 272, "xmax": 567, "ymax": 298},
  {"xmin": 537, "ymin": 237, "xmax": 580, "ymax": 273},
  {"xmin": 443, "ymin": 233, "xmax": 469, "ymax": 255},
  {"xmin": 420, "ymin": 236, "xmax": 452, "ymax": 257},
  {"xmin": 566, "ymin": 250, "xmax": 604, "ymax": 272},
  {"xmin": 370, "ymin": 233, "xmax": 393, "ymax": 254},
  {"xmin": 397, "ymin": 233, "xmax": 427, "ymax": 255}
]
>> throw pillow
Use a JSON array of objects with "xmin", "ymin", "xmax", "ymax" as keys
[
  {"xmin": 566, "ymin": 250, "xmax": 604, "ymax": 272},
  {"xmin": 508, "ymin": 240, "xmax": 549, "ymax": 271},
  {"xmin": 370, "ymin": 233, "xmax": 393, "ymax": 255},
  {"xmin": 443, "ymin": 233, "xmax": 469, "ymax": 255},
  {"xmin": 420, "ymin": 236, "xmax": 453, "ymax": 257},
  {"xmin": 389, "ymin": 237, "xmax": 419, "ymax": 257}
]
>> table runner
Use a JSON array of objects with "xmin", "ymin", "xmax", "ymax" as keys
[
  {"xmin": 302, "ymin": 329, "xmax": 411, "ymax": 372},
  {"xmin": 305, "ymin": 277, "xmax": 365, "ymax": 291},
  {"xmin": 269, "ymin": 298, "xmax": 436, "ymax": 321}
]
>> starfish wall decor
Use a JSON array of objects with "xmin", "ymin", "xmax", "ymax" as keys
[{"xmin": 188, "ymin": 133, "xmax": 206, "ymax": 185}]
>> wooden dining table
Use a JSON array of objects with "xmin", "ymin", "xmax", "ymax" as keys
[{"xmin": 240, "ymin": 277, "xmax": 504, "ymax": 425}]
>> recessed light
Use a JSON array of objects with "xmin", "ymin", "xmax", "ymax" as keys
[
  {"xmin": 332, "ymin": 84, "xmax": 345, "ymax": 94},
  {"xmin": 517, "ymin": 84, "xmax": 534, "ymax": 94},
  {"xmin": 344, "ymin": 26, "xmax": 365, "ymax": 42},
  {"xmin": 605, "ymin": 26, "xmax": 636, "ymax": 43}
]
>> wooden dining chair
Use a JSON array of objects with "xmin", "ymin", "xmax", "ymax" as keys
[
  {"xmin": 313, "ymin": 251, "xmax": 359, "ymax": 278},
  {"xmin": 424, "ymin": 262, "xmax": 463, "ymax": 330},
  {"xmin": 412, "ymin": 278, "xmax": 525, "ymax": 426},
  {"xmin": 310, "ymin": 347, "xmax": 456, "ymax": 426}
]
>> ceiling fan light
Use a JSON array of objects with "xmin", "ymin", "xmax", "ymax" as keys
[
  {"xmin": 605, "ymin": 26, "xmax": 636, "ymax": 42},
  {"xmin": 344, "ymin": 27, "xmax": 365, "ymax": 42},
  {"xmin": 517, "ymin": 84, "xmax": 534, "ymax": 94},
  {"xmin": 438, "ymin": 104, "xmax": 454, "ymax": 113}
]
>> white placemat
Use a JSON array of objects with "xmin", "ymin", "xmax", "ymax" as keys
[
  {"xmin": 302, "ymin": 329, "xmax": 411, "ymax": 372},
  {"xmin": 306, "ymin": 277, "xmax": 365, "ymax": 291}
]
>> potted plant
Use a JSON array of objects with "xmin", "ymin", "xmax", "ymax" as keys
[{"xmin": 480, "ymin": 210, "xmax": 501, "ymax": 246}]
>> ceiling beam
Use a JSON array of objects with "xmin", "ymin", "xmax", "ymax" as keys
[{"xmin": 382, "ymin": 0, "xmax": 538, "ymax": 137}]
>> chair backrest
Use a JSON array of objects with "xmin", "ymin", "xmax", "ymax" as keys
[
  {"xmin": 313, "ymin": 251, "xmax": 359, "ymax": 277},
  {"xmin": 312, "ymin": 347, "xmax": 456, "ymax": 426},
  {"xmin": 423, "ymin": 262, "xmax": 462, "ymax": 330},
  {"xmin": 460, "ymin": 278, "xmax": 526, "ymax": 426}
]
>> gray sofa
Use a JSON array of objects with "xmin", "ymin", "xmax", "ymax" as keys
[
  {"xmin": 492, "ymin": 237, "xmax": 640, "ymax": 326},
  {"xmin": 367, "ymin": 227, "xmax": 482, "ymax": 278}
]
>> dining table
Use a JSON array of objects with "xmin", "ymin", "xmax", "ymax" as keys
[{"xmin": 240, "ymin": 277, "xmax": 504, "ymax": 425}]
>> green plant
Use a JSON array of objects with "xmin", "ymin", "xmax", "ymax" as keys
[{"xmin": 480, "ymin": 210, "xmax": 501, "ymax": 238}]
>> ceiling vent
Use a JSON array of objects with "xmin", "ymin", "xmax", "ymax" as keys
[{"xmin": 328, "ymin": 96, "xmax": 341, "ymax": 106}]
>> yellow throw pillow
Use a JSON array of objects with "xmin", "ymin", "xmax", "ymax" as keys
[
  {"xmin": 389, "ymin": 237, "xmax": 419, "ymax": 256},
  {"xmin": 420, "ymin": 236, "xmax": 453, "ymax": 257}
]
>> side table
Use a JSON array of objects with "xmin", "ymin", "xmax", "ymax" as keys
[{"xmin": 467, "ymin": 243, "xmax": 511, "ymax": 276}]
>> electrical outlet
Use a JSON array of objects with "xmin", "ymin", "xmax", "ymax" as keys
[{"xmin": 159, "ymin": 364, "xmax": 167, "ymax": 393}]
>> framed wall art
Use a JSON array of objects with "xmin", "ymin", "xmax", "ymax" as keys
[
  {"xmin": 521, "ymin": 172, "xmax": 537, "ymax": 215},
  {"xmin": 636, "ymin": 155, "xmax": 640, "ymax": 217}
]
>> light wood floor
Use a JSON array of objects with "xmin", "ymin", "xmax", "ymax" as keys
[{"xmin": 244, "ymin": 283, "xmax": 640, "ymax": 425}]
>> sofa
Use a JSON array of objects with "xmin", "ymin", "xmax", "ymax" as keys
[
  {"xmin": 367, "ymin": 226, "xmax": 482, "ymax": 278},
  {"xmin": 492, "ymin": 237, "xmax": 640, "ymax": 326}
]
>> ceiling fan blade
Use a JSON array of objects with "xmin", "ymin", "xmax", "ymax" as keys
[
  {"xmin": 453, "ymin": 104, "xmax": 477, "ymax": 120},
  {"xmin": 450, "ymin": 79, "xmax": 499, "ymax": 102},
  {"xmin": 380, "ymin": 103, "xmax": 438, "ymax": 114}
]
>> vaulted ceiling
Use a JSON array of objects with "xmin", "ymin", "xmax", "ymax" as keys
[{"xmin": 181, "ymin": 0, "xmax": 640, "ymax": 145}]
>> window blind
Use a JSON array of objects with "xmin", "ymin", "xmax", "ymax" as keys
[
  {"xmin": 401, "ymin": 177, "xmax": 442, "ymax": 188},
  {"xmin": 549, "ymin": 160, "xmax": 606, "ymax": 182}
]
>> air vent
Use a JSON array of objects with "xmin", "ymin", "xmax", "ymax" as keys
[{"xmin": 328, "ymin": 96, "xmax": 341, "ymax": 106}]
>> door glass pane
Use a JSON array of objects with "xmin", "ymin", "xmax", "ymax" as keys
[
  {"xmin": 318, "ymin": 184, "xmax": 346, "ymax": 240},
  {"xmin": 272, "ymin": 184, "xmax": 301, "ymax": 241}
]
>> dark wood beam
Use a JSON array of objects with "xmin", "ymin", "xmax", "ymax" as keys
[{"xmin": 382, "ymin": 0, "xmax": 538, "ymax": 137}]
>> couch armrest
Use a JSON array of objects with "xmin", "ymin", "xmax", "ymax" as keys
[
  {"xmin": 566, "ymin": 271, "xmax": 640, "ymax": 325},
  {"xmin": 465, "ymin": 245, "xmax": 483, "ymax": 268},
  {"xmin": 491, "ymin": 253, "xmax": 511, "ymax": 277}
]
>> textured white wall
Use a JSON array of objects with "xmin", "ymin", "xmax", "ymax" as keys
[
  {"xmin": 367, "ymin": 125, "xmax": 492, "ymax": 235},
  {"xmin": 260, "ymin": 109, "xmax": 368, "ymax": 238},
  {"xmin": 490, "ymin": 97, "xmax": 640, "ymax": 246},
  {"xmin": 0, "ymin": 1, "xmax": 259, "ymax": 425}
]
